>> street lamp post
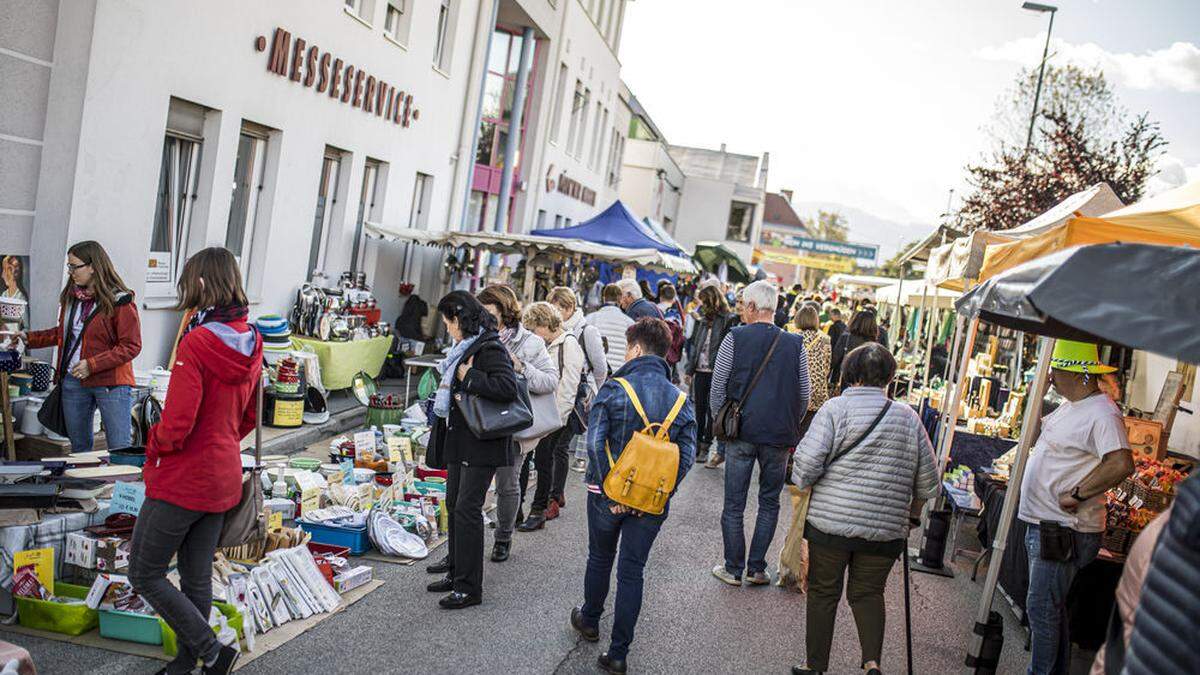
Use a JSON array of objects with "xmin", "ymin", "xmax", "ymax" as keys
[{"xmin": 1022, "ymin": 2, "xmax": 1058, "ymax": 157}]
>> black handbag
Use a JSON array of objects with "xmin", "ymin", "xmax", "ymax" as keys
[
  {"xmin": 560, "ymin": 334, "xmax": 590, "ymax": 435},
  {"xmin": 38, "ymin": 302, "xmax": 101, "ymax": 437},
  {"xmin": 456, "ymin": 373, "xmax": 534, "ymax": 441},
  {"xmin": 714, "ymin": 330, "xmax": 782, "ymax": 442}
]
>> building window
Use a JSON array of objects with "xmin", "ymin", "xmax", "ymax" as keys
[
  {"xmin": 564, "ymin": 218, "xmax": 573, "ymax": 228},
  {"xmin": 566, "ymin": 80, "xmax": 585, "ymax": 158},
  {"xmin": 589, "ymin": 106, "xmax": 608, "ymax": 170},
  {"xmin": 475, "ymin": 29, "xmax": 536, "ymax": 170},
  {"xmin": 308, "ymin": 150, "xmax": 344, "ymax": 280},
  {"xmin": 410, "ymin": 172, "xmax": 433, "ymax": 230},
  {"xmin": 466, "ymin": 190, "xmax": 486, "ymax": 231},
  {"xmin": 384, "ymin": 0, "xmax": 411, "ymax": 45},
  {"xmin": 727, "ymin": 201, "xmax": 755, "ymax": 242},
  {"xmin": 606, "ymin": 129, "xmax": 625, "ymax": 187},
  {"xmin": 548, "ymin": 63, "xmax": 568, "ymax": 144},
  {"xmin": 554, "ymin": 214, "xmax": 563, "ymax": 229},
  {"xmin": 147, "ymin": 98, "xmax": 207, "ymax": 285},
  {"xmin": 225, "ymin": 126, "xmax": 269, "ymax": 281},
  {"xmin": 345, "ymin": 0, "xmax": 375, "ymax": 23},
  {"xmin": 573, "ymin": 87, "xmax": 592, "ymax": 159},
  {"xmin": 433, "ymin": 0, "xmax": 454, "ymax": 71},
  {"xmin": 535, "ymin": 209, "xmax": 547, "ymax": 230},
  {"xmin": 351, "ymin": 159, "xmax": 383, "ymax": 274}
]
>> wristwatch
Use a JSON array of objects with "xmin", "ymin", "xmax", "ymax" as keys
[{"xmin": 1070, "ymin": 486, "xmax": 1085, "ymax": 503}]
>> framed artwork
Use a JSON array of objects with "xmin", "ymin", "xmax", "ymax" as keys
[
  {"xmin": 1, "ymin": 254, "xmax": 31, "ymax": 331},
  {"xmin": 1124, "ymin": 416, "xmax": 1165, "ymax": 461}
]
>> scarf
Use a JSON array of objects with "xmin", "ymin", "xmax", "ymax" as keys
[
  {"xmin": 70, "ymin": 285, "xmax": 96, "ymax": 320},
  {"xmin": 183, "ymin": 304, "xmax": 250, "ymax": 338},
  {"xmin": 434, "ymin": 334, "xmax": 479, "ymax": 419}
]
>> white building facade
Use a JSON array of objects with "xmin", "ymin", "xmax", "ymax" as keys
[
  {"xmin": 668, "ymin": 144, "xmax": 769, "ymax": 263},
  {"xmin": 2, "ymin": 0, "xmax": 631, "ymax": 370},
  {"xmin": 617, "ymin": 82, "xmax": 683, "ymax": 233}
]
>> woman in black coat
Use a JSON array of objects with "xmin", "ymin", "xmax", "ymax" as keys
[
  {"xmin": 686, "ymin": 285, "xmax": 735, "ymax": 461},
  {"xmin": 830, "ymin": 309, "xmax": 881, "ymax": 392},
  {"xmin": 426, "ymin": 291, "xmax": 518, "ymax": 609}
]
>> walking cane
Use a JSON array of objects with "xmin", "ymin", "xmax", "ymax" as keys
[{"xmin": 902, "ymin": 546, "xmax": 914, "ymax": 675}]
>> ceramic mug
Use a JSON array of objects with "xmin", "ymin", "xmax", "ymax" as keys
[{"xmin": 24, "ymin": 359, "xmax": 54, "ymax": 392}]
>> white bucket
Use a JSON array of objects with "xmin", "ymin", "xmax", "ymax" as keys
[{"xmin": 20, "ymin": 397, "xmax": 43, "ymax": 436}]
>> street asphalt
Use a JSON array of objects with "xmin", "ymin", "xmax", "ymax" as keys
[{"xmin": 8, "ymin": 457, "xmax": 1037, "ymax": 674}]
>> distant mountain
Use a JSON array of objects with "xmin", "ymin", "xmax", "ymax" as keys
[{"xmin": 791, "ymin": 201, "xmax": 933, "ymax": 264}]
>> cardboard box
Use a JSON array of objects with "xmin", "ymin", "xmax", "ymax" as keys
[
  {"xmin": 95, "ymin": 538, "xmax": 130, "ymax": 572},
  {"xmin": 64, "ymin": 533, "xmax": 98, "ymax": 569}
]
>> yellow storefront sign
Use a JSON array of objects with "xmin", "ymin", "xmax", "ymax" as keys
[{"xmin": 753, "ymin": 248, "xmax": 856, "ymax": 273}]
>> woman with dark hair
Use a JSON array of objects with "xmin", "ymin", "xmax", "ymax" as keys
[
  {"xmin": 685, "ymin": 285, "xmax": 734, "ymax": 462},
  {"xmin": 23, "ymin": 241, "xmax": 141, "ymax": 453},
  {"xmin": 829, "ymin": 309, "xmax": 881, "ymax": 392},
  {"xmin": 130, "ymin": 247, "xmax": 261, "ymax": 675},
  {"xmin": 426, "ymin": 290, "xmax": 519, "ymax": 608},
  {"xmin": 790, "ymin": 343, "xmax": 939, "ymax": 675},
  {"xmin": 474, "ymin": 284, "xmax": 557, "ymax": 562}
]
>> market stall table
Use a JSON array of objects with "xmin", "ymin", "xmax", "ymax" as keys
[{"xmin": 290, "ymin": 336, "xmax": 392, "ymax": 390}]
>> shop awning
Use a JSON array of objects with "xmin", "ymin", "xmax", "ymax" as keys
[
  {"xmin": 874, "ymin": 282, "xmax": 960, "ymax": 310},
  {"xmin": 363, "ymin": 223, "xmax": 694, "ymax": 273},
  {"xmin": 927, "ymin": 183, "xmax": 1124, "ymax": 290},
  {"xmin": 955, "ymin": 243, "xmax": 1200, "ymax": 363},
  {"xmin": 977, "ymin": 179, "xmax": 1200, "ymax": 282},
  {"xmin": 897, "ymin": 225, "xmax": 965, "ymax": 266},
  {"xmin": 826, "ymin": 273, "xmax": 897, "ymax": 290},
  {"xmin": 531, "ymin": 200, "xmax": 688, "ymax": 257}
]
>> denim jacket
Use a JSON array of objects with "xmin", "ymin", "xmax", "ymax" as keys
[{"xmin": 585, "ymin": 355, "xmax": 697, "ymax": 502}]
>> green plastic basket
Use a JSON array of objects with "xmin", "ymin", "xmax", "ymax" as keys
[
  {"xmin": 15, "ymin": 582, "xmax": 98, "ymax": 636},
  {"xmin": 99, "ymin": 608, "xmax": 164, "ymax": 645},
  {"xmin": 160, "ymin": 601, "xmax": 244, "ymax": 657}
]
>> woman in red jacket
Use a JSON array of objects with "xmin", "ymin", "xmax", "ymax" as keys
[
  {"xmin": 129, "ymin": 247, "xmax": 261, "ymax": 675},
  {"xmin": 23, "ymin": 241, "xmax": 141, "ymax": 452}
]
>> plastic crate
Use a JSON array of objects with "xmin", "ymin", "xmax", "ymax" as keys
[
  {"xmin": 307, "ymin": 541, "xmax": 352, "ymax": 559},
  {"xmin": 15, "ymin": 582, "xmax": 98, "ymax": 636},
  {"xmin": 300, "ymin": 520, "xmax": 370, "ymax": 554},
  {"xmin": 160, "ymin": 601, "xmax": 244, "ymax": 657},
  {"xmin": 99, "ymin": 608, "xmax": 163, "ymax": 645}
]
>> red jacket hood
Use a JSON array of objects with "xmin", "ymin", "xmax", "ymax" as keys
[{"xmin": 182, "ymin": 321, "xmax": 263, "ymax": 384}]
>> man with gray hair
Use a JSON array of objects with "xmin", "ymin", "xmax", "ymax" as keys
[
  {"xmin": 709, "ymin": 280, "xmax": 811, "ymax": 586},
  {"xmin": 615, "ymin": 278, "xmax": 664, "ymax": 322}
]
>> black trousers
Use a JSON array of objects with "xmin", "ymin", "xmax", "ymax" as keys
[
  {"xmin": 691, "ymin": 370, "xmax": 714, "ymax": 446},
  {"xmin": 446, "ymin": 462, "xmax": 496, "ymax": 598},
  {"xmin": 550, "ymin": 427, "xmax": 577, "ymax": 502},
  {"xmin": 528, "ymin": 428, "xmax": 565, "ymax": 513}
]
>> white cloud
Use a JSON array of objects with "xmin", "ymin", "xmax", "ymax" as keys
[
  {"xmin": 977, "ymin": 36, "xmax": 1200, "ymax": 93},
  {"xmin": 1145, "ymin": 154, "xmax": 1200, "ymax": 196}
]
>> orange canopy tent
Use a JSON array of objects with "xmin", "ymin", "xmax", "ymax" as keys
[{"xmin": 977, "ymin": 179, "xmax": 1200, "ymax": 282}]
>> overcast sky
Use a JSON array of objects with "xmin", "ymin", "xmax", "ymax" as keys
[{"xmin": 619, "ymin": 0, "xmax": 1200, "ymax": 224}]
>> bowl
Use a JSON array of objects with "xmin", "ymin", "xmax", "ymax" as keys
[{"xmin": 109, "ymin": 448, "xmax": 147, "ymax": 468}]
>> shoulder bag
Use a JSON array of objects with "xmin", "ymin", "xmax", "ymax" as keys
[
  {"xmin": 218, "ymin": 369, "xmax": 267, "ymax": 548},
  {"xmin": 37, "ymin": 302, "xmax": 100, "ymax": 437},
  {"xmin": 456, "ymin": 344, "xmax": 534, "ymax": 440},
  {"xmin": 560, "ymin": 333, "xmax": 591, "ymax": 435},
  {"xmin": 713, "ymin": 329, "xmax": 782, "ymax": 442}
]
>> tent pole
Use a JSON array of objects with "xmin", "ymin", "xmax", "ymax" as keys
[
  {"xmin": 934, "ymin": 314, "xmax": 978, "ymax": 490},
  {"xmin": 966, "ymin": 336, "xmax": 1056, "ymax": 668},
  {"xmin": 919, "ymin": 305, "xmax": 939, "ymax": 401},
  {"xmin": 892, "ymin": 270, "xmax": 905, "ymax": 346}
]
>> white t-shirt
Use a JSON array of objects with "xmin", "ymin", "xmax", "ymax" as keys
[
  {"xmin": 1019, "ymin": 392, "xmax": 1129, "ymax": 532},
  {"xmin": 65, "ymin": 303, "xmax": 87, "ymax": 371}
]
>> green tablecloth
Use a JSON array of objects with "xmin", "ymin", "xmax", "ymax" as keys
[{"xmin": 291, "ymin": 335, "xmax": 392, "ymax": 390}]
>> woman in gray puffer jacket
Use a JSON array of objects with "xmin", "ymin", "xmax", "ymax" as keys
[
  {"xmin": 476, "ymin": 285, "xmax": 558, "ymax": 563},
  {"xmin": 790, "ymin": 343, "xmax": 939, "ymax": 675}
]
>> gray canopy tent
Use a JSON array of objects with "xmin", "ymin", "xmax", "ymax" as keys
[{"xmin": 957, "ymin": 242, "xmax": 1200, "ymax": 672}]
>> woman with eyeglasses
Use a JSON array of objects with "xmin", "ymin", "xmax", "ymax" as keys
[{"xmin": 22, "ymin": 241, "xmax": 141, "ymax": 453}]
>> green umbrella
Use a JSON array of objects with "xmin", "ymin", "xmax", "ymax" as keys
[{"xmin": 692, "ymin": 241, "xmax": 751, "ymax": 284}]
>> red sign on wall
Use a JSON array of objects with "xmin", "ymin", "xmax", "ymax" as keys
[{"xmin": 256, "ymin": 28, "xmax": 419, "ymax": 128}]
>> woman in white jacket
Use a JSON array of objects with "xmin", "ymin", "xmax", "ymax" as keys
[
  {"xmin": 549, "ymin": 286, "xmax": 608, "ymax": 475},
  {"xmin": 476, "ymin": 285, "xmax": 558, "ymax": 562},
  {"xmin": 517, "ymin": 301, "xmax": 584, "ymax": 531}
]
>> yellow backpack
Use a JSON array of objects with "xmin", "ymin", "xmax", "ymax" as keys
[{"xmin": 603, "ymin": 377, "xmax": 688, "ymax": 515}]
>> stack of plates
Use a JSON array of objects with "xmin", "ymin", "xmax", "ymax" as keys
[{"xmin": 257, "ymin": 315, "xmax": 293, "ymax": 355}]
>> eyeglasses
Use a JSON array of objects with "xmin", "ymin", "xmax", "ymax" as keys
[{"xmin": 66, "ymin": 262, "xmax": 90, "ymax": 272}]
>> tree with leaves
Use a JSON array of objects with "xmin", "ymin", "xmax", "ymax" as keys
[
  {"xmin": 958, "ymin": 65, "xmax": 1166, "ymax": 232},
  {"xmin": 805, "ymin": 210, "xmax": 850, "ymax": 242}
]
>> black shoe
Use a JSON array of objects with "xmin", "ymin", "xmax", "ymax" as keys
[
  {"xmin": 201, "ymin": 645, "xmax": 239, "ymax": 675},
  {"xmin": 570, "ymin": 607, "xmax": 598, "ymax": 642},
  {"xmin": 517, "ymin": 512, "xmax": 546, "ymax": 531},
  {"xmin": 439, "ymin": 591, "xmax": 482, "ymax": 609},
  {"xmin": 598, "ymin": 653, "xmax": 627, "ymax": 674},
  {"xmin": 516, "ymin": 507, "xmax": 524, "ymax": 524},
  {"xmin": 791, "ymin": 667, "xmax": 823, "ymax": 675},
  {"xmin": 491, "ymin": 541, "xmax": 511, "ymax": 562},
  {"xmin": 426, "ymin": 576, "xmax": 454, "ymax": 593},
  {"xmin": 426, "ymin": 554, "xmax": 451, "ymax": 575}
]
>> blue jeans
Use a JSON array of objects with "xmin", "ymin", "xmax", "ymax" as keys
[
  {"xmin": 1024, "ymin": 523, "xmax": 1101, "ymax": 675},
  {"xmin": 721, "ymin": 440, "xmax": 789, "ymax": 577},
  {"xmin": 580, "ymin": 492, "xmax": 666, "ymax": 661},
  {"xmin": 61, "ymin": 374, "xmax": 132, "ymax": 453}
]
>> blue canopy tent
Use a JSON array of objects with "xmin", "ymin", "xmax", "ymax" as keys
[{"xmin": 531, "ymin": 200, "xmax": 689, "ymax": 257}]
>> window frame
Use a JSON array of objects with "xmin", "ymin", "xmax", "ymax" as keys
[
  {"xmin": 225, "ymin": 129, "xmax": 268, "ymax": 282},
  {"xmin": 383, "ymin": 0, "xmax": 410, "ymax": 46},
  {"xmin": 548, "ymin": 63, "xmax": 569, "ymax": 144},
  {"xmin": 308, "ymin": 151, "xmax": 344, "ymax": 281},
  {"xmin": 433, "ymin": 0, "xmax": 452, "ymax": 71},
  {"xmin": 726, "ymin": 201, "xmax": 755, "ymax": 243},
  {"xmin": 147, "ymin": 133, "xmax": 203, "ymax": 287}
]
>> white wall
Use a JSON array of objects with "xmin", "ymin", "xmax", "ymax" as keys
[
  {"xmin": 1130, "ymin": 351, "xmax": 1200, "ymax": 458},
  {"xmin": 30, "ymin": 0, "xmax": 479, "ymax": 369},
  {"xmin": 674, "ymin": 174, "xmax": 765, "ymax": 262},
  {"xmin": 619, "ymin": 138, "xmax": 682, "ymax": 228}
]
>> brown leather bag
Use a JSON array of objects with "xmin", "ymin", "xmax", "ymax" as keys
[
  {"xmin": 217, "ymin": 375, "xmax": 266, "ymax": 549},
  {"xmin": 713, "ymin": 330, "xmax": 782, "ymax": 442}
]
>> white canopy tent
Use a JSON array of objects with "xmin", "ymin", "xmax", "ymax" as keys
[{"xmin": 874, "ymin": 282, "xmax": 960, "ymax": 310}]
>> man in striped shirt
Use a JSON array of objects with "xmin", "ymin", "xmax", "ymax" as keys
[{"xmin": 709, "ymin": 280, "xmax": 811, "ymax": 586}]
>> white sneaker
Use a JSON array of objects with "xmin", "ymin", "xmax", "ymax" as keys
[{"xmin": 711, "ymin": 564, "xmax": 742, "ymax": 586}]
